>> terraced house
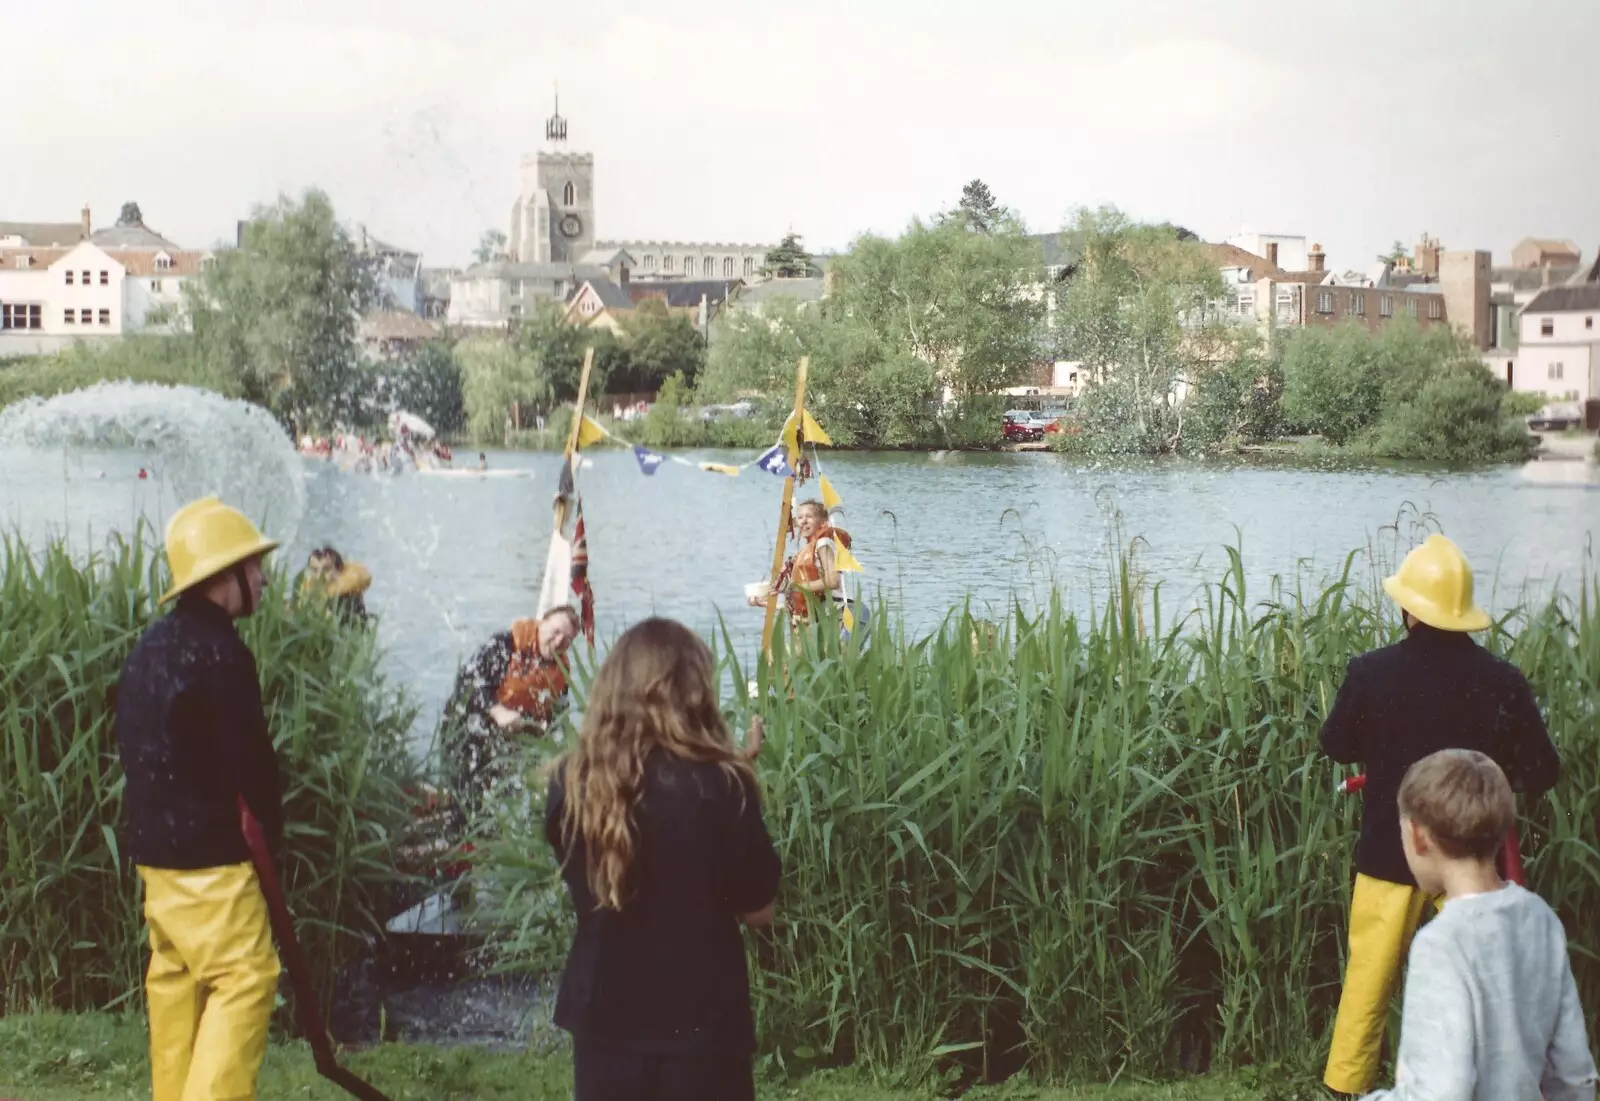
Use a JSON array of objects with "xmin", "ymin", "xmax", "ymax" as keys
[{"xmin": 0, "ymin": 208, "xmax": 211, "ymax": 356}]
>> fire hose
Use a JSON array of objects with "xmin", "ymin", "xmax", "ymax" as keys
[
  {"xmin": 238, "ymin": 796, "xmax": 393, "ymax": 1101},
  {"xmin": 1337, "ymin": 773, "xmax": 1525, "ymax": 885}
]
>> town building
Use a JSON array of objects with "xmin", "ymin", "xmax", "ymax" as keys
[
  {"xmin": 0, "ymin": 208, "xmax": 210, "ymax": 356},
  {"xmin": 1511, "ymin": 238, "xmax": 1581, "ymax": 271},
  {"xmin": 595, "ymin": 241, "xmax": 769, "ymax": 282},
  {"xmin": 359, "ymin": 310, "xmax": 441, "ymax": 359},
  {"xmin": 1508, "ymin": 256, "xmax": 1600, "ymax": 403},
  {"xmin": 356, "ymin": 227, "xmax": 423, "ymax": 314}
]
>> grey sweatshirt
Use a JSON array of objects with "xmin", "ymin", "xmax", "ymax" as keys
[{"xmin": 1365, "ymin": 883, "xmax": 1597, "ymax": 1101}]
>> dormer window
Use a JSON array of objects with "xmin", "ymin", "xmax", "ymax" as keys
[
  {"xmin": 14, "ymin": 256, "xmax": 30, "ymax": 269},
  {"xmin": 154, "ymin": 253, "xmax": 173, "ymax": 272}
]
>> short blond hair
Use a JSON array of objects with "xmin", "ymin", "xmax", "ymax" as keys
[{"xmin": 1397, "ymin": 749, "xmax": 1514, "ymax": 860}]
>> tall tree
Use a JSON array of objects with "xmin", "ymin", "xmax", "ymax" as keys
[
  {"xmin": 117, "ymin": 202, "xmax": 143, "ymax": 227},
  {"xmin": 1379, "ymin": 240, "xmax": 1408, "ymax": 265},
  {"xmin": 184, "ymin": 189, "xmax": 377, "ymax": 433},
  {"xmin": 760, "ymin": 233, "xmax": 819, "ymax": 279},
  {"xmin": 475, "ymin": 229, "xmax": 508, "ymax": 265},
  {"xmin": 947, "ymin": 179, "xmax": 1004, "ymax": 234},
  {"xmin": 613, "ymin": 299, "xmax": 705, "ymax": 392}
]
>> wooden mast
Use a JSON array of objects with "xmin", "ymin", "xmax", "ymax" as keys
[
  {"xmin": 554, "ymin": 346, "xmax": 596, "ymax": 535},
  {"xmin": 760, "ymin": 356, "xmax": 809, "ymax": 660}
]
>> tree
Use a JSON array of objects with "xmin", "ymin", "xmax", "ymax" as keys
[
  {"xmin": 613, "ymin": 300, "xmax": 705, "ymax": 392},
  {"xmin": 474, "ymin": 229, "xmax": 508, "ymax": 265},
  {"xmin": 458, "ymin": 339, "xmax": 548, "ymax": 445},
  {"xmin": 184, "ymin": 189, "xmax": 378, "ymax": 433},
  {"xmin": 1055, "ymin": 206, "xmax": 1230, "ymax": 454},
  {"xmin": 942, "ymin": 179, "xmax": 1004, "ymax": 234},
  {"xmin": 387, "ymin": 340, "xmax": 465, "ymax": 437},
  {"xmin": 117, "ymin": 202, "xmax": 143, "ymax": 227},
  {"xmin": 1379, "ymin": 240, "xmax": 1408, "ymax": 265},
  {"xmin": 760, "ymin": 233, "xmax": 819, "ymax": 279}
]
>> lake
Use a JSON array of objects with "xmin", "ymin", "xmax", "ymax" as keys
[{"xmin": 5, "ymin": 445, "xmax": 1598, "ymax": 749}]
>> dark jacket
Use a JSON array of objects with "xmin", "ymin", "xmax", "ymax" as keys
[
  {"xmin": 546, "ymin": 750, "xmax": 781, "ymax": 1055},
  {"xmin": 114, "ymin": 596, "xmax": 283, "ymax": 869},
  {"xmin": 1320, "ymin": 624, "xmax": 1560, "ymax": 885}
]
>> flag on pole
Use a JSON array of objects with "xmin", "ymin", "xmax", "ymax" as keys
[
  {"xmin": 819, "ymin": 475, "xmax": 843, "ymax": 510},
  {"xmin": 832, "ymin": 540, "xmax": 865, "ymax": 573},
  {"xmin": 571, "ymin": 502, "xmax": 595, "ymax": 643},
  {"xmin": 557, "ymin": 457, "xmax": 574, "ymax": 497},
  {"xmin": 575, "ymin": 414, "xmax": 608, "ymax": 450},
  {"xmin": 699, "ymin": 462, "xmax": 741, "ymax": 477},
  {"xmin": 755, "ymin": 442, "xmax": 792, "ymax": 477},
  {"xmin": 633, "ymin": 445, "xmax": 666, "ymax": 475},
  {"xmin": 782, "ymin": 408, "xmax": 833, "ymax": 454}
]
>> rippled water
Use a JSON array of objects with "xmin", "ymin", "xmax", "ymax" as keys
[{"xmin": 5, "ymin": 444, "xmax": 1597, "ymax": 749}]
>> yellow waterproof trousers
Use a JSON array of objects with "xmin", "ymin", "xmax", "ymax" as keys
[
  {"xmin": 138, "ymin": 863, "xmax": 281, "ymax": 1101},
  {"xmin": 1324, "ymin": 874, "xmax": 1432, "ymax": 1095}
]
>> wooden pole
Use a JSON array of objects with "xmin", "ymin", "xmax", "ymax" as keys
[
  {"xmin": 760, "ymin": 356, "xmax": 809, "ymax": 660},
  {"xmin": 553, "ymin": 347, "xmax": 595, "ymax": 536}
]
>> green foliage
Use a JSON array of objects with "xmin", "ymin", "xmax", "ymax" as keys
[
  {"xmin": 762, "ymin": 233, "xmax": 820, "ymax": 279},
  {"xmin": 0, "ymin": 336, "xmax": 234, "ymax": 410},
  {"xmin": 1361, "ymin": 368, "xmax": 1532, "ymax": 462},
  {"xmin": 1279, "ymin": 324, "xmax": 1387, "ymax": 444},
  {"xmin": 383, "ymin": 340, "xmax": 466, "ymax": 438},
  {"xmin": 940, "ymin": 179, "xmax": 1006, "ymax": 234},
  {"xmin": 476, "ymin": 547, "xmax": 1600, "ymax": 1084},
  {"xmin": 474, "ymin": 229, "xmax": 508, "ymax": 265},
  {"xmin": 611, "ymin": 300, "xmax": 706, "ymax": 393},
  {"xmin": 1502, "ymin": 390, "xmax": 1548, "ymax": 418},
  {"xmin": 0, "ymin": 533, "xmax": 417, "ymax": 1019},
  {"xmin": 1182, "ymin": 334, "xmax": 1285, "ymax": 453},
  {"xmin": 1379, "ymin": 240, "xmax": 1408, "ymax": 265},
  {"xmin": 459, "ymin": 339, "xmax": 550, "ymax": 446},
  {"xmin": 185, "ymin": 189, "xmax": 378, "ymax": 433}
]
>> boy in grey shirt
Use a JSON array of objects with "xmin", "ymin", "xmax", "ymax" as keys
[{"xmin": 1364, "ymin": 749, "xmax": 1596, "ymax": 1100}]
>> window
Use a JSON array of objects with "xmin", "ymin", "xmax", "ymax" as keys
[
  {"xmin": 151, "ymin": 279, "xmax": 164, "ymax": 293},
  {"xmin": 1405, "ymin": 298, "xmax": 1418, "ymax": 317},
  {"xmin": 1548, "ymin": 363, "xmax": 1564, "ymax": 380},
  {"xmin": 64, "ymin": 308, "xmax": 76, "ymax": 325},
  {"xmin": 562, "ymin": 182, "xmax": 576, "ymax": 206},
  {"xmin": 1541, "ymin": 317, "xmax": 1554, "ymax": 336},
  {"xmin": 154, "ymin": 256, "xmax": 172, "ymax": 272},
  {"xmin": 81, "ymin": 270, "xmax": 91, "ymax": 283},
  {"xmin": 724, "ymin": 257, "xmax": 734, "ymax": 277},
  {"xmin": 703, "ymin": 256, "xmax": 714, "ymax": 276},
  {"xmin": 644, "ymin": 254, "xmax": 657, "ymax": 271},
  {"xmin": 1428, "ymin": 299, "xmax": 1442, "ymax": 320},
  {"xmin": 1588, "ymin": 316, "xmax": 1594, "ymax": 330},
  {"xmin": 1380, "ymin": 295, "xmax": 1394, "ymax": 317},
  {"xmin": 1275, "ymin": 289, "xmax": 1297, "ymax": 322},
  {"xmin": 13, "ymin": 256, "xmax": 31, "ymax": 269},
  {"xmin": 99, "ymin": 308, "xmax": 110, "ymax": 326},
  {"xmin": 744, "ymin": 256, "xmax": 755, "ymax": 277},
  {"xmin": 1351, "ymin": 292, "xmax": 1365, "ymax": 315},
  {"xmin": 1236, "ymin": 291, "xmax": 1255, "ymax": 315},
  {"xmin": 65, "ymin": 270, "xmax": 74, "ymax": 285},
  {"xmin": 1, "ymin": 303, "xmax": 42, "ymax": 329},
  {"xmin": 663, "ymin": 255, "xmax": 675, "ymax": 273},
  {"xmin": 1316, "ymin": 291, "xmax": 1334, "ymax": 314},
  {"xmin": 99, "ymin": 270, "xmax": 109, "ymax": 285}
]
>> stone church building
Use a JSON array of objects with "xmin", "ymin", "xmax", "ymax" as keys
[{"xmin": 448, "ymin": 103, "xmax": 771, "ymax": 330}]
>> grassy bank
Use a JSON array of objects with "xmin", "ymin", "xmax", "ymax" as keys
[
  {"xmin": 477, "ymin": 549, "xmax": 1600, "ymax": 1086},
  {"xmin": 0, "ymin": 533, "xmax": 418, "ymax": 1021},
  {"xmin": 0, "ymin": 1013, "xmax": 1306, "ymax": 1100}
]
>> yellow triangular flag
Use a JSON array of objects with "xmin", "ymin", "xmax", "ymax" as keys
[
  {"xmin": 783, "ymin": 408, "xmax": 833, "ymax": 454},
  {"xmin": 699, "ymin": 462, "xmax": 741, "ymax": 477},
  {"xmin": 832, "ymin": 541, "xmax": 864, "ymax": 573},
  {"xmin": 842, "ymin": 605, "xmax": 856, "ymax": 632},
  {"xmin": 819, "ymin": 475, "xmax": 842, "ymax": 511},
  {"xmin": 575, "ymin": 414, "xmax": 607, "ymax": 450}
]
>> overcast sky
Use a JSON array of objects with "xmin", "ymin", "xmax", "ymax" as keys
[{"xmin": 6, "ymin": 0, "xmax": 1597, "ymax": 270}]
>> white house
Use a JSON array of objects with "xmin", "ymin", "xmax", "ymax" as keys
[
  {"xmin": 1226, "ymin": 232, "xmax": 1310, "ymax": 274},
  {"xmin": 1512, "ymin": 281, "xmax": 1600, "ymax": 403}
]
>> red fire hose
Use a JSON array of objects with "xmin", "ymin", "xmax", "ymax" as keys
[
  {"xmin": 1337, "ymin": 774, "xmax": 1524, "ymax": 885},
  {"xmin": 238, "ymin": 796, "xmax": 392, "ymax": 1101}
]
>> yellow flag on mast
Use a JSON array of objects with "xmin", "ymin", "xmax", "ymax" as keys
[
  {"xmin": 782, "ymin": 408, "xmax": 832, "ymax": 454},
  {"xmin": 575, "ymin": 414, "xmax": 608, "ymax": 450},
  {"xmin": 818, "ymin": 475, "xmax": 843, "ymax": 511}
]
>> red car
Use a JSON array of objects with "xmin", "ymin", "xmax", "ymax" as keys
[{"xmin": 1002, "ymin": 411, "xmax": 1043, "ymax": 442}]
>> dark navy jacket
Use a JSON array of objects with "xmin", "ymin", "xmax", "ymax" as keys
[
  {"xmin": 114, "ymin": 596, "xmax": 283, "ymax": 869},
  {"xmin": 1320, "ymin": 625, "xmax": 1560, "ymax": 885}
]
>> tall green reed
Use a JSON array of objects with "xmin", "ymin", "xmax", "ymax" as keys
[
  {"xmin": 0, "ymin": 530, "xmax": 419, "ymax": 1022},
  {"xmin": 480, "ymin": 545, "xmax": 1600, "ymax": 1085}
]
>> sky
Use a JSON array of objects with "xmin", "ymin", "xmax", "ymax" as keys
[{"xmin": 6, "ymin": 0, "xmax": 1598, "ymax": 271}]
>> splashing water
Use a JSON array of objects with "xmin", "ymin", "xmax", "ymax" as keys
[{"xmin": 0, "ymin": 381, "xmax": 305, "ymax": 544}]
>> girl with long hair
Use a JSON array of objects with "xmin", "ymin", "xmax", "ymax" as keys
[{"xmin": 545, "ymin": 617, "xmax": 779, "ymax": 1101}]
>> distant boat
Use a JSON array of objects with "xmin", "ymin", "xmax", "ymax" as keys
[{"xmin": 415, "ymin": 467, "xmax": 530, "ymax": 479}]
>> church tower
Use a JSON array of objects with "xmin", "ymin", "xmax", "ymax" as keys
[{"xmin": 510, "ymin": 95, "xmax": 595, "ymax": 264}]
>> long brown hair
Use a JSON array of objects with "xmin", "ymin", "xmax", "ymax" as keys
[{"xmin": 554, "ymin": 617, "xmax": 755, "ymax": 910}]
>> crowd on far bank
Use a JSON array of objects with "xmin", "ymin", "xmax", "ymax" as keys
[{"xmin": 106, "ymin": 493, "xmax": 1596, "ymax": 1101}]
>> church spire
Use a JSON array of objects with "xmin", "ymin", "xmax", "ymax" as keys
[{"xmin": 545, "ymin": 86, "xmax": 567, "ymax": 144}]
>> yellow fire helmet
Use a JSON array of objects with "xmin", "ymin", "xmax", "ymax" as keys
[
  {"xmin": 160, "ymin": 496, "xmax": 279, "ymax": 605},
  {"xmin": 1381, "ymin": 534, "xmax": 1491, "ymax": 633}
]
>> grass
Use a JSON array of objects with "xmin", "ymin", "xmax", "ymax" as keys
[
  {"xmin": 0, "ymin": 532, "xmax": 420, "ymax": 1023},
  {"xmin": 0, "ymin": 1013, "xmax": 1311, "ymax": 1100}
]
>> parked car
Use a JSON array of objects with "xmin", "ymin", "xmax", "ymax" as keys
[
  {"xmin": 1002, "ymin": 411, "xmax": 1042, "ymax": 442},
  {"xmin": 1526, "ymin": 402, "xmax": 1583, "ymax": 432}
]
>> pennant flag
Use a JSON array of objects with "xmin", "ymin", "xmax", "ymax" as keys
[
  {"xmin": 819, "ymin": 475, "xmax": 842, "ymax": 511},
  {"xmin": 699, "ymin": 462, "xmax": 741, "ymax": 477},
  {"xmin": 842, "ymin": 605, "xmax": 856, "ymax": 632},
  {"xmin": 557, "ymin": 457, "xmax": 575, "ymax": 497},
  {"xmin": 782, "ymin": 408, "xmax": 833, "ymax": 454},
  {"xmin": 571, "ymin": 502, "xmax": 595, "ymax": 643},
  {"xmin": 575, "ymin": 414, "xmax": 608, "ymax": 450},
  {"xmin": 633, "ymin": 445, "xmax": 665, "ymax": 475},
  {"xmin": 832, "ymin": 540, "xmax": 865, "ymax": 573},
  {"xmin": 755, "ymin": 442, "xmax": 792, "ymax": 477}
]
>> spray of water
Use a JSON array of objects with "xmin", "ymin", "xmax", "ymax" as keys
[{"xmin": 0, "ymin": 381, "xmax": 305, "ymax": 543}]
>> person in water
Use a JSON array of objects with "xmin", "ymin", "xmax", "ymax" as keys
[
  {"xmin": 750, "ymin": 499, "xmax": 869, "ymax": 645},
  {"xmin": 545, "ymin": 617, "xmax": 779, "ymax": 1101},
  {"xmin": 113, "ymin": 497, "xmax": 283, "ymax": 1101},
  {"xmin": 442, "ymin": 605, "xmax": 581, "ymax": 823},
  {"xmin": 302, "ymin": 546, "xmax": 373, "ymax": 625},
  {"xmin": 478, "ymin": 452, "xmax": 488, "ymax": 472}
]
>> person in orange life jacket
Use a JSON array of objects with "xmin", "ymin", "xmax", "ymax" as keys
[
  {"xmin": 545, "ymin": 618, "xmax": 779, "ymax": 1101},
  {"xmin": 1318, "ymin": 534, "xmax": 1561, "ymax": 1097},
  {"xmin": 441, "ymin": 605, "xmax": 580, "ymax": 823},
  {"xmin": 112, "ymin": 497, "xmax": 283, "ymax": 1101},
  {"xmin": 301, "ymin": 545, "xmax": 373, "ymax": 626},
  {"xmin": 748, "ymin": 499, "xmax": 870, "ymax": 644}
]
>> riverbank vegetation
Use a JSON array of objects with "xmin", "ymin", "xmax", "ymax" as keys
[{"xmin": 0, "ymin": 533, "xmax": 417, "ymax": 1021}]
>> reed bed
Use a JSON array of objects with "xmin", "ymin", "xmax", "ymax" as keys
[
  {"xmin": 481, "ymin": 548, "xmax": 1600, "ymax": 1085},
  {"xmin": 0, "ymin": 531, "xmax": 418, "ymax": 1020}
]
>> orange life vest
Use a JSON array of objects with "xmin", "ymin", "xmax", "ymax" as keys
[
  {"xmin": 495, "ymin": 618, "xmax": 569, "ymax": 721},
  {"xmin": 787, "ymin": 524, "xmax": 851, "ymax": 618}
]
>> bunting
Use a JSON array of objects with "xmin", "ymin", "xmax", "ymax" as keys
[
  {"xmin": 633, "ymin": 445, "xmax": 665, "ymax": 475},
  {"xmin": 575, "ymin": 414, "xmax": 608, "ymax": 450},
  {"xmin": 755, "ymin": 443, "xmax": 792, "ymax": 477},
  {"xmin": 699, "ymin": 462, "xmax": 741, "ymax": 477},
  {"xmin": 819, "ymin": 475, "xmax": 843, "ymax": 511},
  {"xmin": 571, "ymin": 502, "xmax": 595, "ymax": 643}
]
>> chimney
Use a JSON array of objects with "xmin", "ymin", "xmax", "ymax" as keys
[
  {"xmin": 81, "ymin": 205, "xmax": 92, "ymax": 239},
  {"xmin": 1542, "ymin": 262, "xmax": 1553, "ymax": 288},
  {"xmin": 1266, "ymin": 242, "xmax": 1279, "ymax": 266},
  {"xmin": 1309, "ymin": 243, "xmax": 1325, "ymax": 274}
]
